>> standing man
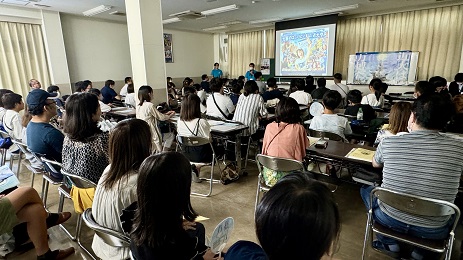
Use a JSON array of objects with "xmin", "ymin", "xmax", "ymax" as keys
[
  {"xmin": 211, "ymin": 63, "xmax": 223, "ymax": 78},
  {"xmin": 245, "ymin": 63, "xmax": 257, "ymax": 81},
  {"xmin": 29, "ymin": 79, "xmax": 41, "ymax": 90},
  {"xmin": 361, "ymin": 94, "xmax": 462, "ymax": 259}
]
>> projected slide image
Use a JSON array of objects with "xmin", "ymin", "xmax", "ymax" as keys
[{"xmin": 279, "ymin": 28, "xmax": 329, "ymax": 76}]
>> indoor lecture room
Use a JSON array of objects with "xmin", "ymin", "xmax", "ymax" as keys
[{"xmin": 1, "ymin": 0, "xmax": 463, "ymax": 259}]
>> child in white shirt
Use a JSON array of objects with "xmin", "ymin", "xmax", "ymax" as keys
[{"xmin": 310, "ymin": 90, "xmax": 352, "ymax": 140}]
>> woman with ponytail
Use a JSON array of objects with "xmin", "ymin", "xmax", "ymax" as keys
[{"xmin": 361, "ymin": 78, "xmax": 384, "ymax": 108}]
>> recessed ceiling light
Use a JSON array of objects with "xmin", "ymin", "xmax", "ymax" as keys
[
  {"xmin": 249, "ymin": 17, "xmax": 282, "ymax": 24},
  {"xmin": 162, "ymin": 17, "xmax": 182, "ymax": 24},
  {"xmin": 201, "ymin": 4, "xmax": 239, "ymax": 16},
  {"xmin": 82, "ymin": 5, "xmax": 112, "ymax": 16},
  {"xmin": 203, "ymin": 25, "xmax": 228, "ymax": 31}
]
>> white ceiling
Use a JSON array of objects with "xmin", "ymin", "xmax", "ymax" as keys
[{"xmin": 1, "ymin": 0, "xmax": 461, "ymax": 33}]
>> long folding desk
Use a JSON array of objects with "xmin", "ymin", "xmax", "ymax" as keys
[
  {"xmin": 306, "ymin": 139, "xmax": 381, "ymax": 185},
  {"xmin": 104, "ymin": 107, "xmax": 136, "ymax": 121}
]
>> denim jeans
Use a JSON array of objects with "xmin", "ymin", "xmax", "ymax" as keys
[{"xmin": 360, "ymin": 185, "xmax": 452, "ymax": 246}]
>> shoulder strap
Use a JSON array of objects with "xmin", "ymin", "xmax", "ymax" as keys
[
  {"xmin": 264, "ymin": 123, "xmax": 288, "ymax": 152},
  {"xmin": 182, "ymin": 119, "xmax": 200, "ymax": 136},
  {"xmin": 2, "ymin": 114, "xmax": 13, "ymax": 131},
  {"xmin": 335, "ymin": 83, "xmax": 347, "ymax": 95},
  {"xmin": 212, "ymin": 93, "xmax": 228, "ymax": 119}
]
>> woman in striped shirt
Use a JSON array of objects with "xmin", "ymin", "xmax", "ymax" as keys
[{"xmin": 233, "ymin": 81, "xmax": 268, "ymax": 138}]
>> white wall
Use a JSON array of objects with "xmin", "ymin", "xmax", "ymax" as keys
[
  {"xmin": 164, "ymin": 29, "xmax": 214, "ymax": 79},
  {"xmin": 60, "ymin": 14, "xmax": 132, "ymax": 90}
]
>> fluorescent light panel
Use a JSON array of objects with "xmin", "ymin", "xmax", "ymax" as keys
[
  {"xmin": 83, "ymin": 5, "xmax": 112, "ymax": 16},
  {"xmin": 201, "ymin": 4, "xmax": 239, "ymax": 16},
  {"xmin": 203, "ymin": 25, "xmax": 228, "ymax": 31},
  {"xmin": 219, "ymin": 20, "xmax": 242, "ymax": 26},
  {"xmin": 313, "ymin": 4, "xmax": 358, "ymax": 15},
  {"xmin": 249, "ymin": 17, "xmax": 282, "ymax": 24},
  {"xmin": 162, "ymin": 17, "xmax": 181, "ymax": 24}
]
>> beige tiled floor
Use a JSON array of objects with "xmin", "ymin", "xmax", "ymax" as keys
[{"xmin": 4, "ymin": 159, "xmax": 463, "ymax": 260}]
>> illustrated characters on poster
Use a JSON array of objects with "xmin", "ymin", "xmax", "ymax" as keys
[{"xmin": 280, "ymin": 28, "xmax": 329, "ymax": 75}]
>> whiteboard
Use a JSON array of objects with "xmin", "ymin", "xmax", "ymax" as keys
[{"xmin": 347, "ymin": 51, "xmax": 419, "ymax": 86}]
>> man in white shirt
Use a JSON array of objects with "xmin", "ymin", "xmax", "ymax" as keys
[
  {"xmin": 289, "ymin": 78, "xmax": 313, "ymax": 106},
  {"xmin": 328, "ymin": 73, "xmax": 349, "ymax": 99},
  {"xmin": 119, "ymin": 76, "xmax": 132, "ymax": 97},
  {"xmin": 1, "ymin": 93, "xmax": 25, "ymax": 152},
  {"xmin": 254, "ymin": 72, "xmax": 267, "ymax": 94},
  {"xmin": 206, "ymin": 78, "xmax": 235, "ymax": 119}
]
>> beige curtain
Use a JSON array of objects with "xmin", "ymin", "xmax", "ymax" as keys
[
  {"xmin": 228, "ymin": 31, "xmax": 263, "ymax": 78},
  {"xmin": 0, "ymin": 22, "xmax": 50, "ymax": 98},
  {"xmin": 335, "ymin": 5, "xmax": 463, "ymax": 81},
  {"xmin": 265, "ymin": 29, "xmax": 275, "ymax": 58}
]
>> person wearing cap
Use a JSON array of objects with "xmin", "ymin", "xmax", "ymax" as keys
[
  {"xmin": 26, "ymin": 89, "xmax": 64, "ymax": 164},
  {"xmin": 29, "ymin": 79, "xmax": 42, "ymax": 90}
]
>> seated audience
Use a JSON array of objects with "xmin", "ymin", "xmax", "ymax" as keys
[
  {"xmin": 413, "ymin": 81, "xmax": 432, "ymax": 98},
  {"xmin": 88, "ymin": 88, "xmax": 111, "ymax": 113},
  {"xmin": 26, "ymin": 89, "xmax": 64, "ymax": 163},
  {"xmin": 195, "ymin": 83, "xmax": 206, "ymax": 104},
  {"xmin": 119, "ymin": 76, "xmax": 132, "ymax": 96},
  {"xmin": 261, "ymin": 77, "xmax": 283, "ymax": 102},
  {"xmin": 361, "ymin": 93, "xmax": 462, "ymax": 260},
  {"xmin": 345, "ymin": 89, "xmax": 376, "ymax": 122},
  {"xmin": 20, "ymin": 108, "xmax": 42, "ymax": 169},
  {"xmin": 429, "ymin": 76, "xmax": 451, "ymax": 100},
  {"xmin": 311, "ymin": 78, "xmax": 329, "ymax": 100},
  {"xmin": 73, "ymin": 81, "xmax": 86, "ymax": 94},
  {"xmin": 445, "ymin": 94, "xmax": 463, "ymax": 134},
  {"xmin": 62, "ymin": 93, "xmax": 109, "ymax": 184},
  {"xmin": 136, "ymin": 85, "xmax": 175, "ymax": 153},
  {"xmin": 304, "ymin": 75, "xmax": 316, "ymax": 94},
  {"xmin": 373, "ymin": 102, "xmax": 411, "ymax": 146},
  {"xmin": 233, "ymin": 81, "xmax": 268, "ymax": 137},
  {"xmin": 101, "ymin": 80, "xmax": 120, "ymax": 104},
  {"xmin": 262, "ymin": 97, "xmax": 310, "ymax": 186},
  {"xmin": 206, "ymin": 78, "xmax": 235, "ymax": 119},
  {"xmin": 181, "ymin": 77, "xmax": 194, "ymax": 96},
  {"xmin": 289, "ymin": 78, "xmax": 313, "ymax": 106},
  {"xmin": 0, "ymin": 89, "xmax": 14, "ymax": 124},
  {"xmin": 310, "ymin": 90, "xmax": 352, "ymax": 140},
  {"xmin": 361, "ymin": 78, "xmax": 384, "ymax": 107},
  {"xmin": 229, "ymin": 83, "xmax": 241, "ymax": 106},
  {"xmin": 46, "ymin": 85, "xmax": 65, "ymax": 113},
  {"xmin": 200, "ymin": 74, "xmax": 210, "ymax": 94},
  {"xmin": 92, "ymin": 119, "xmax": 151, "ymax": 259},
  {"xmin": 129, "ymin": 152, "xmax": 216, "ymax": 260},
  {"xmin": 1, "ymin": 93, "xmax": 24, "ymax": 152},
  {"xmin": 0, "ymin": 187, "xmax": 74, "ymax": 259},
  {"xmin": 225, "ymin": 174, "xmax": 340, "ymax": 260},
  {"xmin": 328, "ymin": 73, "xmax": 349, "ymax": 108},
  {"xmin": 83, "ymin": 80, "xmax": 93, "ymax": 92},
  {"xmin": 29, "ymin": 79, "xmax": 42, "ymax": 90},
  {"xmin": 449, "ymin": 73, "xmax": 463, "ymax": 97},
  {"xmin": 124, "ymin": 84, "xmax": 136, "ymax": 108},
  {"xmin": 254, "ymin": 72, "xmax": 266, "ymax": 94}
]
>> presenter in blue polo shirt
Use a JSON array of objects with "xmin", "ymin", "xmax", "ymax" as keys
[
  {"xmin": 245, "ymin": 63, "xmax": 258, "ymax": 81},
  {"xmin": 211, "ymin": 62, "xmax": 223, "ymax": 78}
]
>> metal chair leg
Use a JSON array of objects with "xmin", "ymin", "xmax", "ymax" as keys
[
  {"xmin": 76, "ymin": 214, "xmax": 96, "ymax": 259},
  {"xmin": 254, "ymin": 176, "xmax": 261, "ymax": 214}
]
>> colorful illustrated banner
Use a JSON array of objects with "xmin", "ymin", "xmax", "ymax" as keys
[{"xmin": 279, "ymin": 28, "xmax": 329, "ymax": 76}]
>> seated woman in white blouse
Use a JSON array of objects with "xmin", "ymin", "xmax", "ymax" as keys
[
  {"xmin": 206, "ymin": 78, "xmax": 235, "ymax": 119},
  {"xmin": 361, "ymin": 78, "xmax": 384, "ymax": 108},
  {"xmin": 374, "ymin": 102, "xmax": 411, "ymax": 146},
  {"xmin": 92, "ymin": 119, "xmax": 152, "ymax": 259}
]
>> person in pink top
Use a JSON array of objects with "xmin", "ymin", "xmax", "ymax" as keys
[{"xmin": 261, "ymin": 97, "xmax": 310, "ymax": 186}]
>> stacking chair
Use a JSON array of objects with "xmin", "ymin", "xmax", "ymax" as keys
[
  {"xmin": 308, "ymin": 129, "xmax": 345, "ymax": 142},
  {"xmin": 11, "ymin": 139, "xmax": 45, "ymax": 187},
  {"xmin": 38, "ymin": 156, "xmax": 63, "ymax": 208},
  {"xmin": 254, "ymin": 154, "xmax": 305, "ymax": 213},
  {"xmin": 82, "ymin": 208, "xmax": 130, "ymax": 247},
  {"xmin": 362, "ymin": 187, "xmax": 460, "ymax": 260},
  {"xmin": 0, "ymin": 130, "xmax": 21, "ymax": 173},
  {"xmin": 176, "ymin": 136, "xmax": 219, "ymax": 197},
  {"xmin": 58, "ymin": 169, "xmax": 97, "ymax": 259}
]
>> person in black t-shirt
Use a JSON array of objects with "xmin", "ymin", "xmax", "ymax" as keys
[{"xmin": 345, "ymin": 89, "xmax": 376, "ymax": 122}]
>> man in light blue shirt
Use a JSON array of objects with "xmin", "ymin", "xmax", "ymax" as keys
[
  {"xmin": 211, "ymin": 62, "xmax": 223, "ymax": 78},
  {"xmin": 245, "ymin": 63, "xmax": 258, "ymax": 81}
]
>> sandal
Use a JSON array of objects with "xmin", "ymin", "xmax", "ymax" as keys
[
  {"xmin": 372, "ymin": 240, "xmax": 400, "ymax": 259},
  {"xmin": 46, "ymin": 212, "xmax": 72, "ymax": 229}
]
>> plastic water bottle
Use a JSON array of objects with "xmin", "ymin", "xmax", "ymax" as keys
[{"xmin": 357, "ymin": 107, "xmax": 364, "ymax": 121}]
